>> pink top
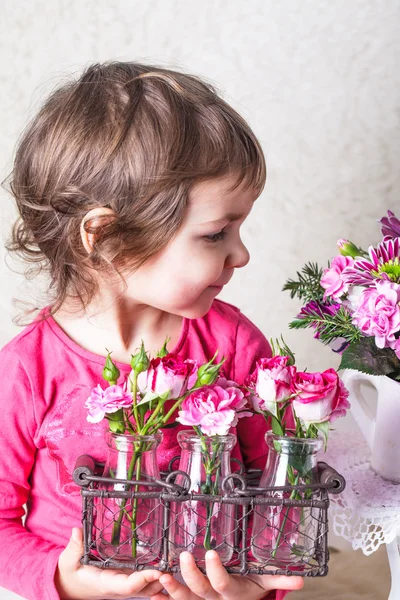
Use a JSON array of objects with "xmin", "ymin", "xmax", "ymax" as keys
[{"xmin": 0, "ymin": 299, "xmax": 288, "ymax": 600}]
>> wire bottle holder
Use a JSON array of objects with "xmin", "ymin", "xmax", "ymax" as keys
[{"xmin": 73, "ymin": 454, "xmax": 345, "ymax": 577}]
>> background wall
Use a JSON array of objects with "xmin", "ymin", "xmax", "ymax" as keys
[
  {"xmin": 1, "ymin": 0, "xmax": 399, "ymax": 375},
  {"xmin": 0, "ymin": 2, "xmax": 398, "ymax": 598}
]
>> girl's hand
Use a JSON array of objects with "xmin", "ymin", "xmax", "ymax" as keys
[
  {"xmin": 151, "ymin": 551, "xmax": 304, "ymax": 600},
  {"xmin": 55, "ymin": 527, "xmax": 164, "ymax": 599}
]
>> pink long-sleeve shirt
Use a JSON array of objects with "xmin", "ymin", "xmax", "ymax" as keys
[{"xmin": 0, "ymin": 299, "xmax": 289, "ymax": 600}]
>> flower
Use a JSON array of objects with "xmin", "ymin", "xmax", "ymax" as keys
[
  {"xmin": 85, "ymin": 383, "xmax": 133, "ymax": 423},
  {"xmin": 342, "ymin": 237, "xmax": 400, "ymax": 287},
  {"xmin": 296, "ymin": 300, "xmax": 341, "ymax": 339},
  {"xmin": 380, "ymin": 210, "xmax": 400, "ymax": 239},
  {"xmin": 176, "ymin": 382, "xmax": 249, "ymax": 436},
  {"xmin": 292, "ymin": 369, "xmax": 350, "ymax": 424},
  {"xmin": 247, "ymin": 356, "xmax": 296, "ymax": 416},
  {"xmin": 320, "ymin": 255, "xmax": 354, "ymax": 300},
  {"xmin": 137, "ymin": 354, "xmax": 198, "ymax": 399},
  {"xmin": 351, "ymin": 280, "xmax": 400, "ymax": 357}
]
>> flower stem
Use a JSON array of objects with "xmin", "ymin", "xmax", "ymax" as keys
[
  {"xmin": 201, "ymin": 439, "xmax": 222, "ymax": 551},
  {"xmin": 141, "ymin": 399, "xmax": 166, "ymax": 434},
  {"xmin": 271, "ymin": 473, "xmax": 300, "ymax": 559},
  {"xmin": 111, "ymin": 443, "xmax": 144, "ymax": 551},
  {"xmin": 131, "ymin": 372, "xmax": 140, "ymax": 430},
  {"xmin": 161, "ymin": 391, "xmax": 192, "ymax": 425},
  {"xmin": 131, "ymin": 452, "xmax": 142, "ymax": 559}
]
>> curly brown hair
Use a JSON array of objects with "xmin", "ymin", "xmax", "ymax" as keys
[{"xmin": 4, "ymin": 61, "xmax": 266, "ymax": 319}]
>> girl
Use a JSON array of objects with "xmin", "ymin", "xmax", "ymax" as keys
[{"xmin": 0, "ymin": 62, "xmax": 304, "ymax": 600}]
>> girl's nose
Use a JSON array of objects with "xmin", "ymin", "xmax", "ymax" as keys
[{"xmin": 226, "ymin": 240, "xmax": 250, "ymax": 270}]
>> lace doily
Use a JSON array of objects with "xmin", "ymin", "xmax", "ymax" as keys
[{"xmin": 324, "ymin": 429, "xmax": 400, "ymax": 555}]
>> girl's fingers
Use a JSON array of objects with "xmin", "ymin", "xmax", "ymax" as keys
[
  {"xmin": 204, "ymin": 551, "xmax": 236, "ymax": 596},
  {"xmin": 158, "ymin": 571, "xmax": 202, "ymax": 600},
  {"xmin": 176, "ymin": 552, "xmax": 218, "ymax": 600},
  {"xmin": 96, "ymin": 567, "xmax": 164, "ymax": 597}
]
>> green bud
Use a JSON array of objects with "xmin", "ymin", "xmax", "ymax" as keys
[
  {"xmin": 156, "ymin": 336, "xmax": 171, "ymax": 358},
  {"xmin": 102, "ymin": 351, "xmax": 120, "ymax": 385},
  {"xmin": 130, "ymin": 341, "xmax": 150, "ymax": 374},
  {"xmin": 337, "ymin": 238, "xmax": 365, "ymax": 259},
  {"xmin": 195, "ymin": 352, "xmax": 226, "ymax": 387}
]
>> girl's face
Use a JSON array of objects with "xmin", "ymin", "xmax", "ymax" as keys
[{"xmin": 121, "ymin": 174, "xmax": 258, "ymax": 319}]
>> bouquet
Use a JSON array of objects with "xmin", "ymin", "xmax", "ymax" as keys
[
  {"xmin": 85, "ymin": 341, "xmax": 249, "ymax": 560},
  {"xmin": 283, "ymin": 210, "xmax": 400, "ymax": 381},
  {"xmin": 84, "ymin": 336, "xmax": 349, "ymax": 565},
  {"xmin": 246, "ymin": 339, "xmax": 349, "ymax": 564}
]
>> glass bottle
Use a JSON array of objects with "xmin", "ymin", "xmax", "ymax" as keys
[
  {"xmin": 96, "ymin": 431, "xmax": 163, "ymax": 565},
  {"xmin": 168, "ymin": 430, "xmax": 237, "ymax": 566},
  {"xmin": 251, "ymin": 431, "xmax": 323, "ymax": 568}
]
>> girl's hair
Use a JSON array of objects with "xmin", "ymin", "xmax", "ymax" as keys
[{"xmin": 5, "ymin": 61, "xmax": 266, "ymax": 318}]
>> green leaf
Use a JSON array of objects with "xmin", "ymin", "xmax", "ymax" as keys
[
  {"xmin": 160, "ymin": 421, "xmax": 180, "ymax": 429},
  {"xmin": 314, "ymin": 421, "xmax": 330, "ymax": 452},
  {"xmin": 289, "ymin": 306, "xmax": 362, "ymax": 346},
  {"xmin": 339, "ymin": 337, "xmax": 400, "ymax": 378},
  {"xmin": 136, "ymin": 391, "xmax": 164, "ymax": 406},
  {"xmin": 291, "ymin": 544, "xmax": 305, "ymax": 557},
  {"xmin": 283, "ymin": 262, "xmax": 325, "ymax": 303},
  {"xmin": 270, "ymin": 415, "xmax": 284, "ymax": 436},
  {"xmin": 106, "ymin": 409, "xmax": 126, "ymax": 434},
  {"xmin": 287, "ymin": 464, "xmax": 296, "ymax": 485}
]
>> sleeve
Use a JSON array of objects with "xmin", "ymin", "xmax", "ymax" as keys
[
  {"xmin": 0, "ymin": 347, "xmax": 63, "ymax": 600},
  {"xmin": 232, "ymin": 313, "xmax": 272, "ymax": 471}
]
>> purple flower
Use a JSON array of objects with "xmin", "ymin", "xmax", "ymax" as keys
[
  {"xmin": 320, "ymin": 255, "xmax": 354, "ymax": 300},
  {"xmin": 85, "ymin": 383, "xmax": 133, "ymax": 423},
  {"xmin": 380, "ymin": 210, "xmax": 400, "ymax": 239},
  {"xmin": 352, "ymin": 280, "xmax": 400, "ymax": 357},
  {"xmin": 342, "ymin": 237, "xmax": 400, "ymax": 286},
  {"xmin": 298, "ymin": 301, "xmax": 341, "ymax": 339}
]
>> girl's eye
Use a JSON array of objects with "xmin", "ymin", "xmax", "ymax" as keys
[{"xmin": 203, "ymin": 229, "xmax": 227, "ymax": 243}]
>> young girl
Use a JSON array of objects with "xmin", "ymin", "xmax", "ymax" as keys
[{"xmin": 0, "ymin": 62, "xmax": 304, "ymax": 600}]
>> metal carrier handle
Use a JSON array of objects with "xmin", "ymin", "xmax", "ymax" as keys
[{"xmin": 72, "ymin": 455, "xmax": 345, "ymax": 494}]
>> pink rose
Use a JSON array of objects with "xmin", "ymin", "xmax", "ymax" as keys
[
  {"xmin": 137, "ymin": 354, "xmax": 198, "ymax": 399},
  {"xmin": 351, "ymin": 281, "xmax": 400, "ymax": 357},
  {"xmin": 320, "ymin": 255, "xmax": 354, "ymax": 300},
  {"xmin": 292, "ymin": 369, "xmax": 350, "ymax": 424},
  {"xmin": 85, "ymin": 383, "xmax": 133, "ymax": 423},
  {"xmin": 176, "ymin": 383, "xmax": 249, "ymax": 436},
  {"xmin": 247, "ymin": 356, "xmax": 296, "ymax": 415}
]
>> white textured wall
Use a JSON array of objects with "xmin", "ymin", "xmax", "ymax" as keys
[
  {"xmin": 1, "ymin": 0, "xmax": 399, "ymax": 372},
  {"xmin": 0, "ymin": 3, "xmax": 398, "ymax": 596}
]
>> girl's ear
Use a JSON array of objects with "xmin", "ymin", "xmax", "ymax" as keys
[{"xmin": 80, "ymin": 207, "xmax": 116, "ymax": 254}]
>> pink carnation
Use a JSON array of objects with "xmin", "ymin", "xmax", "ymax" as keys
[
  {"xmin": 85, "ymin": 383, "xmax": 133, "ymax": 423},
  {"xmin": 176, "ymin": 383, "xmax": 250, "ymax": 436},
  {"xmin": 292, "ymin": 369, "xmax": 350, "ymax": 424},
  {"xmin": 247, "ymin": 356, "xmax": 296, "ymax": 415},
  {"xmin": 320, "ymin": 255, "xmax": 354, "ymax": 300},
  {"xmin": 351, "ymin": 280, "xmax": 400, "ymax": 357}
]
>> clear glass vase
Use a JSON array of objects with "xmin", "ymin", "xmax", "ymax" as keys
[
  {"xmin": 96, "ymin": 431, "xmax": 163, "ymax": 564},
  {"xmin": 168, "ymin": 430, "xmax": 237, "ymax": 565},
  {"xmin": 251, "ymin": 431, "xmax": 323, "ymax": 568}
]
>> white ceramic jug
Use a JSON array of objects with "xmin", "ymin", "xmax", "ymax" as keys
[{"xmin": 341, "ymin": 369, "xmax": 400, "ymax": 483}]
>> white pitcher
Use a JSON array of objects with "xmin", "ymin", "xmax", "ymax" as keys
[{"xmin": 340, "ymin": 369, "xmax": 400, "ymax": 483}]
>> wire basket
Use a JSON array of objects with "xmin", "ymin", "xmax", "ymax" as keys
[{"xmin": 73, "ymin": 455, "xmax": 345, "ymax": 577}]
